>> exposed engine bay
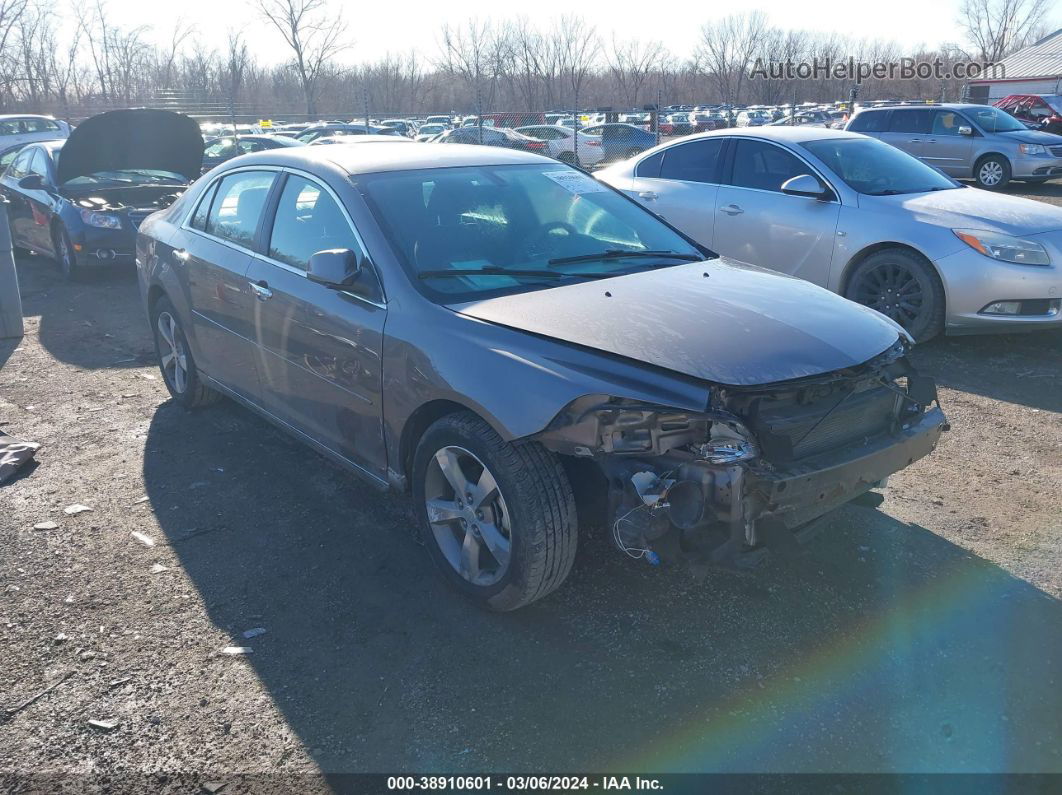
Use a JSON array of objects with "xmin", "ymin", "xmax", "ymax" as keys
[
  {"xmin": 534, "ymin": 341, "xmax": 949, "ymax": 568},
  {"xmin": 66, "ymin": 186, "xmax": 185, "ymax": 214}
]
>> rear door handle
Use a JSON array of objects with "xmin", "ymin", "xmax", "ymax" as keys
[
  {"xmin": 249, "ymin": 280, "xmax": 273, "ymax": 301},
  {"xmin": 909, "ymin": 138, "xmax": 923, "ymax": 143},
  {"xmin": 637, "ymin": 190, "xmax": 658, "ymax": 200},
  {"xmin": 720, "ymin": 204, "xmax": 744, "ymax": 215},
  {"xmin": 172, "ymin": 248, "xmax": 189, "ymax": 263}
]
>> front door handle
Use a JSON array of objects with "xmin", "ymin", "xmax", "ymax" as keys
[
  {"xmin": 909, "ymin": 138, "xmax": 923, "ymax": 143},
  {"xmin": 249, "ymin": 280, "xmax": 273, "ymax": 301},
  {"xmin": 638, "ymin": 190, "xmax": 658, "ymax": 200},
  {"xmin": 172, "ymin": 248, "xmax": 189, "ymax": 263},
  {"xmin": 720, "ymin": 204, "xmax": 744, "ymax": 215}
]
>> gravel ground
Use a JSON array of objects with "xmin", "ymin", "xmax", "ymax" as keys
[{"xmin": 1, "ymin": 183, "xmax": 1061, "ymax": 785}]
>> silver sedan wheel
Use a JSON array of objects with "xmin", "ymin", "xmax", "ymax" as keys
[
  {"xmin": 423, "ymin": 445, "xmax": 512, "ymax": 587},
  {"xmin": 156, "ymin": 311, "xmax": 189, "ymax": 394},
  {"xmin": 978, "ymin": 160, "xmax": 1004, "ymax": 186}
]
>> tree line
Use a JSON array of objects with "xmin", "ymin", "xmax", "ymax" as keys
[{"xmin": 0, "ymin": 0, "xmax": 1053, "ymax": 120}]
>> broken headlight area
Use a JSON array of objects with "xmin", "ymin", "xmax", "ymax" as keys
[{"xmin": 535, "ymin": 344, "xmax": 948, "ymax": 568}]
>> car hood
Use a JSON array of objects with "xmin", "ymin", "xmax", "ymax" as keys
[
  {"xmin": 996, "ymin": 128, "xmax": 1061, "ymax": 145},
  {"xmin": 56, "ymin": 109, "xmax": 204, "ymax": 185},
  {"xmin": 866, "ymin": 186, "xmax": 1062, "ymax": 234},
  {"xmin": 448, "ymin": 260, "xmax": 906, "ymax": 387}
]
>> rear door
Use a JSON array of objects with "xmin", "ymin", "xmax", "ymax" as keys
[
  {"xmin": 245, "ymin": 171, "xmax": 387, "ymax": 480},
  {"xmin": 921, "ymin": 110, "xmax": 974, "ymax": 175},
  {"xmin": 711, "ymin": 138, "xmax": 840, "ymax": 287},
  {"xmin": 179, "ymin": 169, "xmax": 276, "ymax": 400},
  {"xmin": 880, "ymin": 109, "xmax": 931, "ymax": 158},
  {"xmin": 1, "ymin": 148, "xmax": 35, "ymax": 247},
  {"xmin": 628, "ymin": 137, "xmax": 726, "ymax": 248}
]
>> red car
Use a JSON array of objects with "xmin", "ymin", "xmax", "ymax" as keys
[{"xmin": 993, "ymin": 94, "xmax": 1062, "ymax": 135}]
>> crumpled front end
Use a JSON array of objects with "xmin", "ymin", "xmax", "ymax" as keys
[{"xmin": 532, "ymin": 341, "xmax": 948, "ymax": 567}]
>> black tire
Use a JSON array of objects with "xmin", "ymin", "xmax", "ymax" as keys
[
  {"xmin": 150, "ymin": 296, "xmax": 222, "ymax": 408},
  {"xmin": 973, "ymin": 155, "xmax": 1011, "ymax": 190},
  {"xmin": 51, "ymin": 223, "xmax": 81, "ymax": 280},
  {"xmin": 412, "ymin": 411, "xmax": 577, "ymax": 611},
  {"xmin": 844, "ymin": 248, "xmax": 946, "ymax": 342}
]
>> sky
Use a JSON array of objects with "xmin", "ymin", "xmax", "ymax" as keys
[{"xmin": 101, "ymin": 0, "xmax": 981, "ymax": 64}]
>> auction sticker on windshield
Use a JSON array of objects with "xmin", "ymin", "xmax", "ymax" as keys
[{"xmin": 542, "ymin": 170, "xmax": 609, "ymax": 194}]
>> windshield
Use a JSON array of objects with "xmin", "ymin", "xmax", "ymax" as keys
[
  {"xmin": 966, "ymin": 105, "xmax": 1028, "ymax": 133},
  {"xmin": 358, "ymin": 163, "xmax": 706, "ymax": 302},
  {"xmin": 802, "ymin": 137, "xmax": 958, "ymax": 196},
  {"xmin": 62, "ymin": 167, "xmax": 187, "ymax": 186}
]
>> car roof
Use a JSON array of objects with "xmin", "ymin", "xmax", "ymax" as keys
[
  {"xmin": 231, "ymin": 141, "xmax": 554, "ymax": 175},
  {"xmin": 684, "ymin": 126, "xmax": 864, "ymax": 144},
  {"xmin": 0, "ymin": 114, "xmax": 60, "ymax": 121}
]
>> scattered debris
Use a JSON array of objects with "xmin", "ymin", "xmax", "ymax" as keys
[
  {"xmin": 108, "ymin": 677, "xmax": 132, "ymax": 689},
  {"xmin": 33, "ymin": 521, "xmax": 58, "ymax": 530},
  {"xmin": 4, "ymin": 670, "xmax": 74, "ymax": 718},
  {"xmin": 241, "ymin": 627, "xmax": 266, "ymax": 640},
  {"xmin": 131, "ymin": 531, "xmax": 156, "ymax": 548},
  {"xmin": 202, "ymin": 782, "xmax": 227, "ymax": 794},
  {"xmin": 87, "ymin": 718, "xmax": 118, "ymax": 732},
  {"xmin": 220, "ymin": 646, "xmax": 252, "ymax": 656},
  {"xmin": 53, "ymin": 633, "xmax": 68, "ymax": 644},
  {"xmin": 0, "ymin": 432, "xmax": 41, "ymax": 484},
  {"xmin": 80, "ymin": 651, "xmax": 97, "ymax": 661},
  {"xmin": 132, "ymin": 496, "xmax": 150, "ymax": 505},
  {"xmin": 150, "ymin": 563, "xmax": 169, "ymax": 574},
  {"xmin": 63, "ymin": 504, "xmax": 93, "ymax": 515}
]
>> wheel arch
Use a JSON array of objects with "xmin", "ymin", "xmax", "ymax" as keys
[
  {"xmin": 839, "ymin": 241, "xmax": 939, "ymax": 297},
  {"xmin": 398, "ymin": 399, "xmax": 488, "ymax": 488}
]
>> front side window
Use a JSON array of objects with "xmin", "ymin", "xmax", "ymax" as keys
[
  {"xmin": 659, "ymin": 139, "xmax": 724, "ymax": 183},
  {"xmin": 8, "ymin": 148, "xmax": 33, "ymax": 178},
  {"xmin": 932, "ymin": 111, "xmax": 966, "ymax": 136},
  {"xmin": 0, "ymin": 119, "xmax": 20, "ymax": 136},
  {"xmin": 268, "ymin": 175, "xmax": 361, "ymax": 271},
  {"xmin": 966, "ymin": 105, "xmax": 1027, "ymax": 133},
  {"xmin": 802, "ymin": 137, "xmax": 957, "ymax": 196},
  {"xmin": 358, "ymin": 163, "xmax": 705, "ymax": 301},
  {"xmin": 23, "ymin": 118, "xmax": 59, "ymax": 133},
  {"xmin": 728, "ymin": 140, "xmax": 809, "ymax": 193},
  {"xmin": 29, "ymin": 149, "xmax": 50, "ymax": 180},
  {"xmin": 204, "ymin": 171, "xmax": 275, "ymax": 247}
]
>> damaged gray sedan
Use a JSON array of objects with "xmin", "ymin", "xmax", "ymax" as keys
[{"xmin": 136, "ymin": 143, "xmax": 947, "ymax": 610}]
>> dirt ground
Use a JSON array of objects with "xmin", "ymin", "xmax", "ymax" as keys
[{"xmin": 1, "ymin": 182, "xmax": 1061, "ymax": 785}]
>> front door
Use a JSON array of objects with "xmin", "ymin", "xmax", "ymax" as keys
[
  {"xmin": 246, "ymin": 172, "xmax": 387, "ymax": 480},
  {"xmin": 711, "ymin": 138, "xmax": 840, "ymax": 288},
  {"xmin": 921, "ymin": 110, "xmax": 974, "ymax": 176}
]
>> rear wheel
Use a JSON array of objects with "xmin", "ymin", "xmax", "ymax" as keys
[
  {"xmin": 412, "ymin": 412, "xmax": 577, "ymax": 611},
  {"xmin": 150, "ymin": 296, "xmax": 221, "ymax": 408},
  {"xmin": 973, "ymin": 155, "xmax": 1011, "ymax": 190},
  {"xmin": 51, "ymin": 223, "xmax": 81, "ymax": 280},
  {"xmin": 845, "ymin": 248, "xmax": 945, "ymax": 342}
]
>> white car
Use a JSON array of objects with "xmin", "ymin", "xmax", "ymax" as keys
[
  {"xmin": 0, "ymin": 115, "xmax": 71, "ymax": 149},
  {"xmin": 515, "ymin": 125, "xmax": 605, "ymax": 167}
]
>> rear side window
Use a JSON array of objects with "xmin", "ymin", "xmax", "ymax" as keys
[
  {"xmin": 23, "ymin": 118, "xmax": 59, "ymax": 133},
  {"xmin": 204, "ymin": 171, "xmax": 275, "ymax": 247},
  {"xmin": 729, "ymin": 140, "xmax": 809, "ymax": 193},
  {"xmin": 268, "ymin": 175, "xmax": 362, "ymax": 271},
  {"xmin": 888, "ymin": 110, "xmax": 931, "ymax": 133},
  {"xmin": 29, "ymin": 149, "xmax": 49, "ymax": 179},
  {"xmin": 636, "ymin": 150, "xmax": 664, "ymax": 178},
  {"xmin": 190, "ymin": 181, "xmax": 220, "ymax": 231},
  {"xmin": 8, "ymin": 148, "xmax": 32, "ymax": 178},
  {"xmin": 659, "ymin": 139, "xmax": 724, "ymax": 183},
  {"xmin": 0, "ymin": 119, "xmax": 21, "ymax": 136}
]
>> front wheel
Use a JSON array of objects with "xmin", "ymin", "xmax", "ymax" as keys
[
  {"xmin": 52, "ymin": 223, "xmax": 81, "ymax": 280},
  {"xmin": 412, "ymin": 412, "xmax": 577, "ymax": 611},
  {"xmin": 845, "ymin": 248, "xmax": 946, "ymax": 342},
  {"xmin": 974, "ymin": 155, "xmax": 1011, "ymax": 190}
]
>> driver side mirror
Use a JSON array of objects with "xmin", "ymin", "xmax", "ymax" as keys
[
  {"xmin": 781, "ymin": 174, "xmax": 831, "ymax": 200},
  {"xmin": 308, "ymin": 248, "xmax": 361, "ymax": 289},
  {"xmin": 17, "ymin": 174, "xmax": 44, "ymax": 191},
  {"xmin": 958, "ymin": 125, "xmax": 973, "ymax": 136}
]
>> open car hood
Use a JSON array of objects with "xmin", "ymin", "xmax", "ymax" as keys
[
  {"xmin": 449, "ymin": 259, "xmax": 906, "ymax": 387},
  {"xmin": 56, "ymin": 109, "xmax": 204, "ymax": 185}
]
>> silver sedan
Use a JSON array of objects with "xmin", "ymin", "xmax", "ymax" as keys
[{"xmin": 597, "ymin": 127, "xmax": 1062, "ymax": 340}]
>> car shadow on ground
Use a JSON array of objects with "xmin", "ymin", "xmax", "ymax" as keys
[
  {"xmin": 14, "ymin": 254, "xmax": 152, "ymax": 370},
  {"xmin": 143, "ymin": 398, "xmax": 1061, "ymax": 774},
  {"xmin": 911, "ymin": 329, "xmax": 1062, "ymax": 414}
]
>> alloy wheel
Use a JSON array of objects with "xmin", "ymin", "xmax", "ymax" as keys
[
  {"xmin": 156, "ymin": 311, "xmax": 189, "ymax": 394},
  {"xmin": 978, "ymin": 160, "xmax": 1004, "ymax": 186},
  {"xmin": 851, "ymin": 262, "xmax": 925, "ymax": 328},
  {"xmin": 423, "ymin": 445, "xmax": 512, "ymax": 587}
]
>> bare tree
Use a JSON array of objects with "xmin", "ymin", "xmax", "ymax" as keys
[
  {"xmin": 958, "ymin": 0, "xmax": 1053, "ymax": 61},
  {"xmin": 553, "ymin": 15, "xmax": 599, "ymax": 107},
  {"xmin": 252, "ymin": 0, "xmax": 349, "ymax": 115},
  {"xmin": 698, "ymin": 11, "xmax": 770, "ymax": 106},
  {"xmin": 605, "ymin": 35, "xmax": 664, "ymax": 106}
]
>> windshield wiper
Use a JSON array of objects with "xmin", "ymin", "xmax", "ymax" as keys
[
  {"xmin": 418, "ymin": 267, "xmax": 612, "ymax": 281},
  {"xmin": 547, "ymin": 249, "xmax": 702, "ymax": 266}
]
